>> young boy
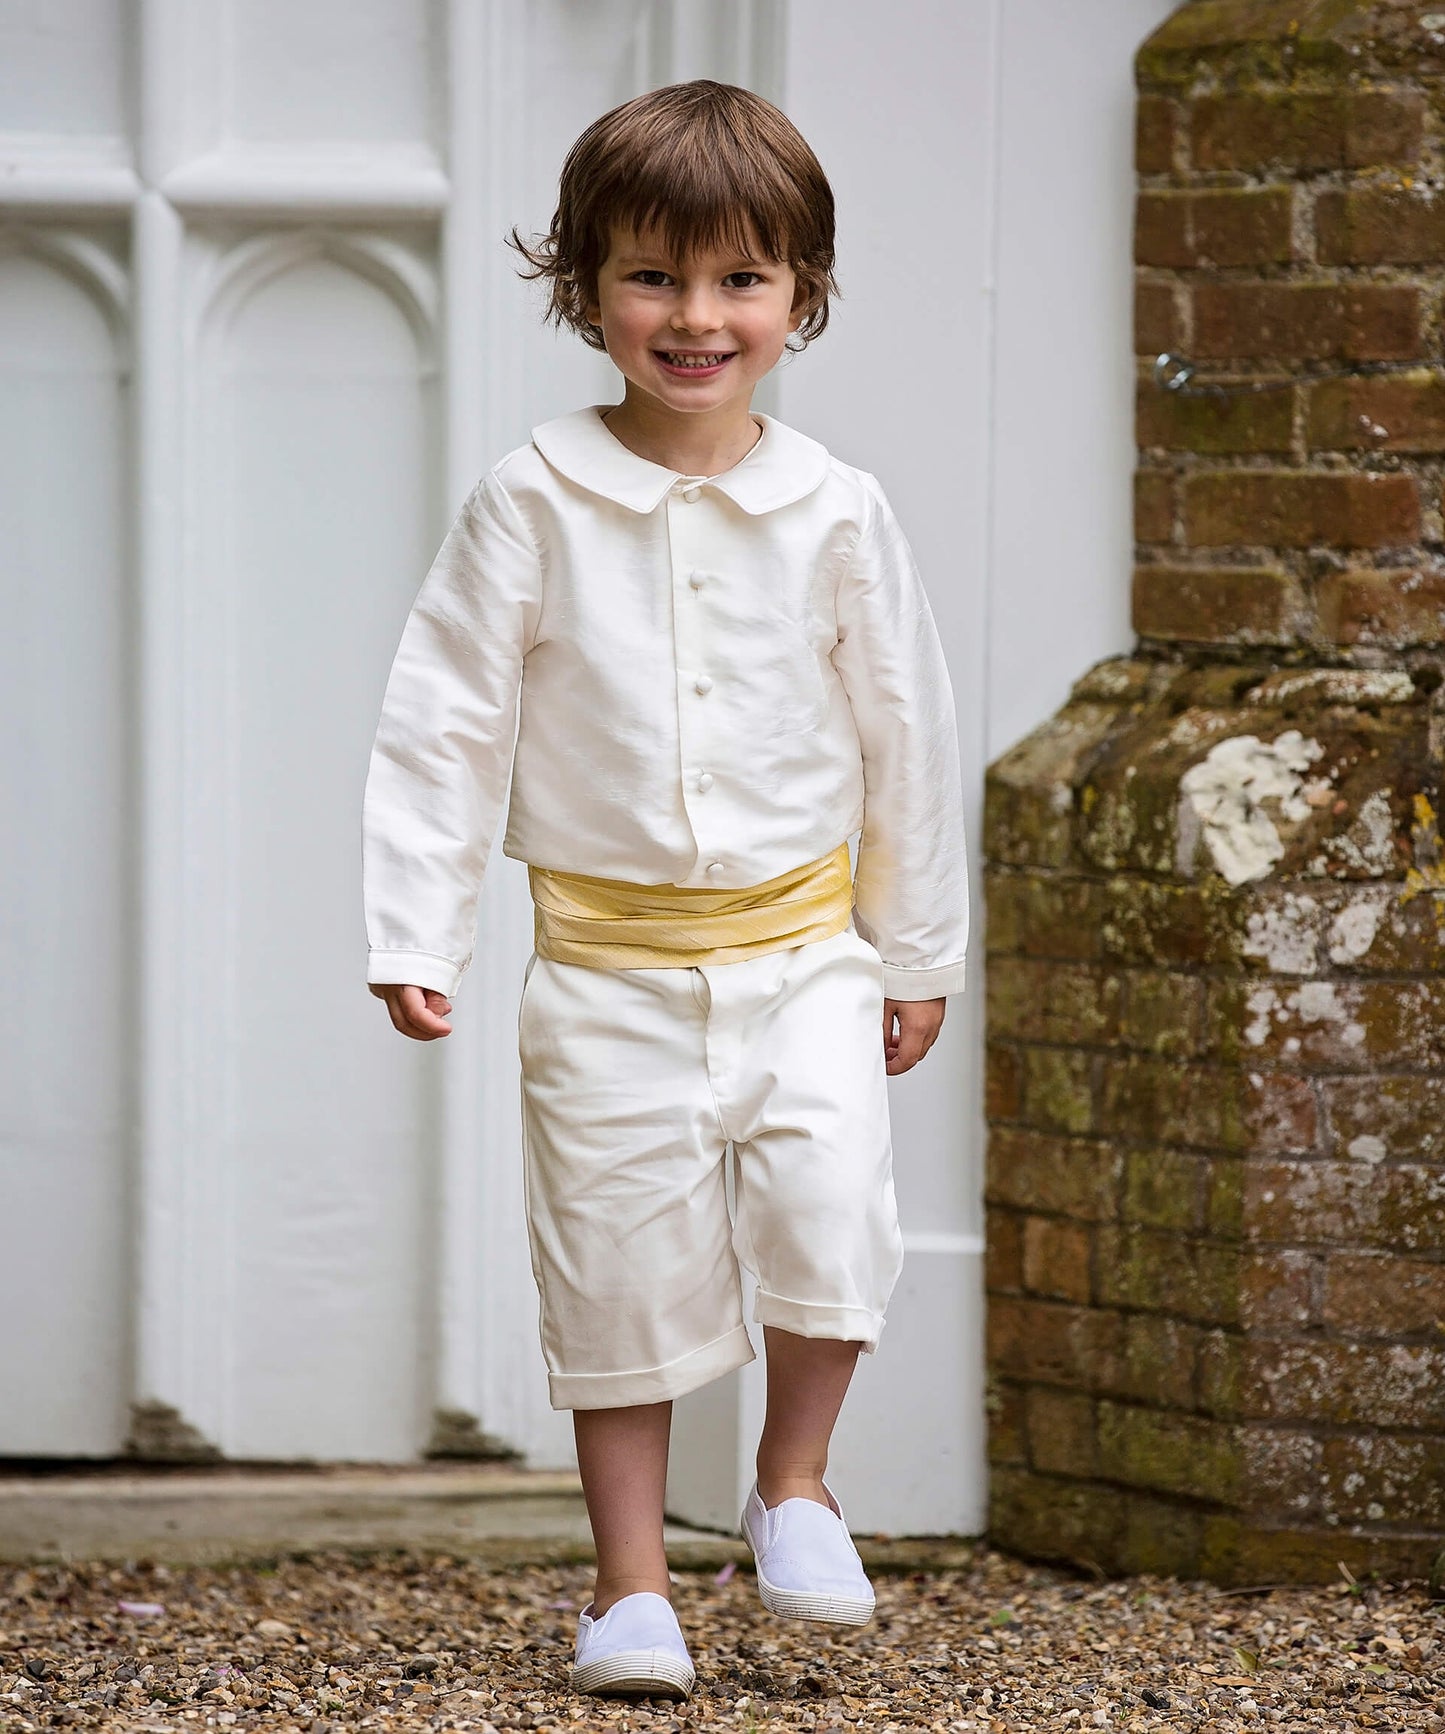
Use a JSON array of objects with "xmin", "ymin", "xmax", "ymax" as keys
[{"xmin": 363, "ymin": 79, "xmax": 968, "ymax": 1700}]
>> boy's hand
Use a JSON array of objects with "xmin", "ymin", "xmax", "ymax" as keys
[
  {"xmin": 370, "ymin": 983, "xmax": 453, "ymax": 1040},
  {"xmin": 883, "ymin": 996, "xmax": 945, "ymax": 1075}
]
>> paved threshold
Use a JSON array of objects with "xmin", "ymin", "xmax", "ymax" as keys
[{"xmin": 0, "ymin": 1462, "xmax": 975, "ymax": 1571}]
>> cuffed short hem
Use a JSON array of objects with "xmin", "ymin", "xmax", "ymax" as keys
[
  {"xmin": 546, "ymin": 1322, "xmax": 756, "ymax": 1411},
  {"xmin": 752, "ymin": 1290, "xmax": 886, "ymax": 1354}
]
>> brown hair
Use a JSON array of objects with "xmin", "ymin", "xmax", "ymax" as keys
[{"xmin": 508, "ymin": 80, "xmax": 838, "ymax": 353}]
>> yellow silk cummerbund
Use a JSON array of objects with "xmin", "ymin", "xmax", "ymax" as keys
[{"xmin": 528, "ymin": 843, "xmax": 854, "ymax": 970}]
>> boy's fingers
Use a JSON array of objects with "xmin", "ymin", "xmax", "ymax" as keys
[
  {"xmin": 401, "ymin": 984, "xmax": 451, "ymax": 1038},
  {"xmin": 374, "ymin": 984, "xmax": 452, "ymax": 1040},
  {"xmin": 883, "ymin": 999, "xmax": 946, "ymax": 1075}
]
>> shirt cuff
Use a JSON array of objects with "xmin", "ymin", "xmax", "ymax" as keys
[
  {"xmin": 881, "ymin": 958, "xmax": 967, "ymax": 1000},
  {"xmin": 367, "ymin": 949, "xmax": 465, "ymax": 998}
]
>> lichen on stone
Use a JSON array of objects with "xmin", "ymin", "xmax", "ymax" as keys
[{"xmin": 1177, "ymin": 731, "xmax": 1327, "ymax": 885}]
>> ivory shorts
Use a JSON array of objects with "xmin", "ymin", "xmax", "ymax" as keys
[{"xmin": 517, "ymin": 928, "xmax": 903, "ymax": 1410}]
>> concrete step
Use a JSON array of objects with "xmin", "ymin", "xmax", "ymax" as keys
[{"xmin": 0, "ymin": 1463, "xmax": 975, "ymax": 1572}]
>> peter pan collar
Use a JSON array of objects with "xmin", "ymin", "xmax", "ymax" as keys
[{"xmin": 531, "ymin": 404, "xmax": 831, "ymax": 515}]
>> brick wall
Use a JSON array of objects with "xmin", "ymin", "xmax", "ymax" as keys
[{"xmin": 983, "ymin": 0, "xmax": 1445, "ymax": 1584}]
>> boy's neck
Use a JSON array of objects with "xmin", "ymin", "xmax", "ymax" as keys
[{"xmin": 600, "ymin": 391, "xmax": 763, "ymax": 479}]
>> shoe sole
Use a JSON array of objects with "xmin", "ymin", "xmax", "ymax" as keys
[
  {"xmin": 754, "ymin": 1565, "xmax": 875, "ymax": 1626},
  {"xmin": 571, "ymin": 1650, "xmax": 694, "ymax": 1699}
]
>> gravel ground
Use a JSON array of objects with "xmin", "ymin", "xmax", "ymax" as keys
[{"xmin": 1, "ymin": 1550, "xmax": 1440, "ymax": 1732}]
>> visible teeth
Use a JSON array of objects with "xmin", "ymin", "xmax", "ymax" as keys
[{"xmin": 665, "ymin": 352, "xmax": 729, "ymax": 367}]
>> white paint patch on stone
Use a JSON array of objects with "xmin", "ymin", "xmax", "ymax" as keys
[
  {"xmin": 1327, "ymin": 891, "xmax": 1388, "ymax": 965},
  {"xmin": 1242, "ymin": 895, "xmax": 1321, "ymax": 974},
  {"xmin": 1347, "ymin": 1134, "xmax": 1387, "ymax": 1164},
  {"xmin": 1176, "ymin": 731, "xmax": 1325, "ymax": 886}
]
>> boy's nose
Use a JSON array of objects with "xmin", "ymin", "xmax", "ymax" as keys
[{"xmin": 672, "ymin": 292, "xmax": 725, "ymax": 334}]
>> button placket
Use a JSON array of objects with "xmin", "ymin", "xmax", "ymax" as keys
[{"xmin": 667, "ymin": 489, "xmax": 720, "ymax": 867}]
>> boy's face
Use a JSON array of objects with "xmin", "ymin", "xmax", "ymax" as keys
[{"xmin": 586, "ymin": 222, "xmax": 807, "ymax": 420}]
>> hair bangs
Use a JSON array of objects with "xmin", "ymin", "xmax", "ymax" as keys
[{"xmin": 509, "ymin": 80, "xmax": 837, "ymax": 352}]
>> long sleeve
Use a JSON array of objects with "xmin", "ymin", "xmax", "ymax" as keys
[
  {"xmin": 832, "ymin": 474, "xmax": 970, "ymax": 999},
  {"xmin": 362, "ymin": 471, "xmax": 542, "ymax": 997}
]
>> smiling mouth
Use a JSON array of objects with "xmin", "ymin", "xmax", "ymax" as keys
[{"xmin": 657, "ymin": 350, "xmax": 735, "ymax": 368}]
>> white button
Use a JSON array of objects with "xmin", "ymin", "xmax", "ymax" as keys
[
  {"xmin": 688, "ymin": 571, "xmax": 706, "ymax": 590},
  {"xmin": 682, "ymin": 486, "xmax": 702, "ymax": 503},
  {"xmin": 694, "ymin": 674, "xmax": 714, "ymax": 695},
  {"xmin": 706, "ymin": 861, "xmax": 725, "ymax": 876},
  {"xmin": 697, "ymin": 772, "xmax": 715, "ymax": 792}
]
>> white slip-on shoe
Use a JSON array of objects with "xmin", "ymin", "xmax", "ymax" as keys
[
  {"xmin": 570, "ymin": 1591, "xmax": 695, "ymax": 1699},
  {"xmin": 740, "ymin": 1481, "xmax": 876, "ymax": 1626}
]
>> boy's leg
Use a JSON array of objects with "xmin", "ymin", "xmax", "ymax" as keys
[
  {"xmin": 574, "ymin": 1400, "xmax": 674, "ymax": 1614},
  {"xmin": 755, "ymin": 1326, "xmax": 861, "ymax": 1508}
]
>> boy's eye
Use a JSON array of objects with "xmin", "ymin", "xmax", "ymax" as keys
[
  {"xmin": 631, "ymin": 270, "xmax": 672, "ymax": 287},
  {"xmin": 725, "ymin": 271, "xmax": 764, "ymax": 288}
]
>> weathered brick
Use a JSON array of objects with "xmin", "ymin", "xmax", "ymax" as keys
[
  {"xmin": 985, "ymin": 1043, "xmax": 1022, "ymax": 1121},
  {"xmin": 1309, "ymin": 372, "xmax": 1445, "ymax": 453},
  {"xmin": 1237, "ymin": 1424, "xmax": 1324, "ymax": 1520},
  {"xmin": 989, "ymin": 1466, "xmax": 1125, "ymax": 1573},
  {"xmin": 1200, "ymin": 1515, "xmax": 1435, "ymax": 1588},
  {"xmin": 986, "ymin": 1127, "xmax": 1121, "ymax": 1222},
  {"xmin": 986, "ymin": 1207, "xmax": 1025, "ymax": 1294},
  {"xmin": 1224, "ymin": 1338, "xmax": 1445, "ymax": 1428},
  {"xmin": 1190, "ymin": 91, "xmax": 1423, "ymax": 172},
  {"xmin": 985, "ymin": 703, "xmax": 1123, "ymax": 868},
  {"xmin": 1135, "ymin": 280, "xmax": 1182, "ymax": 357},
  {"xmin": 1197, "ymin": 1328, "xmax": 1243, "ymax": 1418},
  {"xmin": 1206, "ymin": 1156, "xmax": 1245, "ymax": 1239},
  {"xmin": 986, "ymin": 1296, "xmax": 1124, "ymax": 1391},
  {"xmin": 1122, "ymin": 1147, "xmax": 1209, "ymax": 1233},
  {"xmin": 1098, "ymin": 1058, "xmax": 1318, "ymax": 1154},
  {"xmin": 1096, "ymin": 1224, "xmax": 1240, "ymax": 1324},
  {"xmin": 1321, "ymin": 1433, "xmax": 1445, "ymax": 1526},
  {"xmin": 1316, "ymin": 569, "xmax": 1445, "ymax": 648},
  {"xmin": 1317, "ymin": 187, "xmax": 1445, "ymax": 264},
  {"xmin": 1136, "ymin": 188, "xmax": 1295, "ymax": 268},
  {"xmin": 1135, "ymin": 94, "xmax": 1177, "ymax": 175},
  {"xmin": 1183, "ymin": 470, "xmax": 1420, "ymax": 549},
  {"xmin": 1191, "ymin": 282, "xmax": 1422, "ymax": 363},
  {"xmin": 1100, "ymin": 879, "xmax": 1237, "ymax": 969},
  {"xmin": 987, "ymin": 958, "xmax": 1122, "ymax": 1045},
  {"xmin": 1321, "ymin": 1251, "xmax": 1445, "ymax": 1336},
  {"xmin": 1133, "ymin": 564, "xmax": 1299, "ymax": 645},
  {"xmin": 1098, "ymin": 1401, "xmax": 1237, "ymax": 1502},
  {"xmin": 1134, "ymin": 469, "xmax": 1174, "ymax": 543},
  {"xmin": 1239, "ymin": 1248, "xmax": 1315, "ymax": 1331},
  {"xmin": 983, "ymin": 871, "xmax": 1107, "ymax": 961},
  {"xmin": 1325, "ymin": 1074, "xmax": 1445, "ymax": 1164},
  {"xmin": 1244, "ymin": 1160, "xmax": 1445, "ymax": 1255},
  {"xmin": 1078, "ymin": 762, "xmax": 1184, "ymax": 879},
  {"xmin": 1120, "ymin": 1493, "xmax": 1206, "ymax": 1580},
  {"xmin": 1026, "ymin": 1386, "xmax": 1098, "ymax": 1478},
  {"xmin": 1119, "ymin": 1312, "xmax": 1201, "ymax": 1409},
  {"xmin": 1120, "ymin": 969, "xmax": 1205, "ymax": 1058},
  {"xmin": 1211, "ymin": 976, "xmax": 1443, "ymax": 1072},
  {"xmin": 1022, "ymin": 1215, "xmax": 1094, "ymax": 1304},
  {"xmin": 987, "ymin": 1377, "xmax": 1027, "ymax": 1465},
  {"xmin": 1020, "ymin": 1047, "xmax": 1093, "ymax": 1135},
  {"xmin": 1136, "ymin": 380, "xmax": 1295, "ymax": 455}
]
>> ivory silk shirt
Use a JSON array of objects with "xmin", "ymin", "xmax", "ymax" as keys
[{"xmin": 362, "ymin": 404, "xmax": 970, "ymax": 1002}]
